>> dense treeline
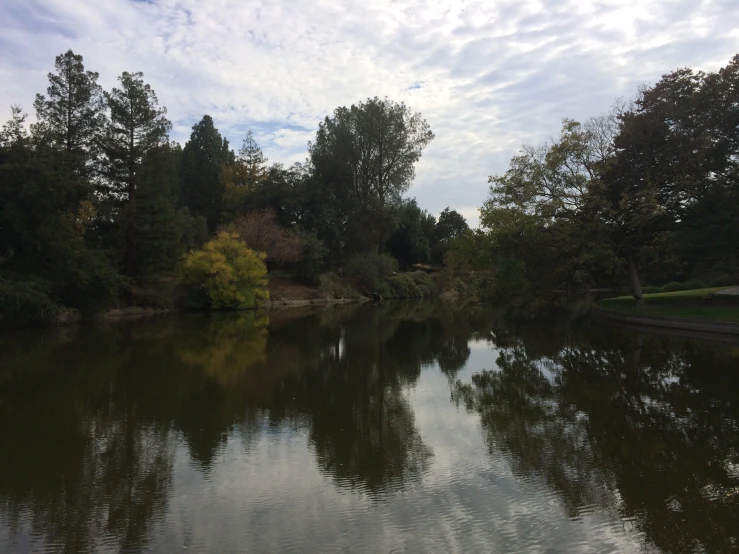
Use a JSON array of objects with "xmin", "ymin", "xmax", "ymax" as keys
[
  {"xmin": 0, "ymin": 50, "xmax": 468, "ymax": 323},
  {"xmin": 453, "ymin": 54, "xmax": 739, "ymax": 313}
]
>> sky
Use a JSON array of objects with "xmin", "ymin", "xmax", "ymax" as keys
[{"xmin": 1, "ymin": 0, "xmax": 738, "ymax": 227}]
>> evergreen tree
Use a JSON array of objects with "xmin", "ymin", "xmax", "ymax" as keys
[
  {"xmin": 180, "ymin": 115, "xmax": 233, "ymax": 231},
  {"xmin": 102, "ymin": 71, "xmax": 171, "ymax": 278},
  {"xmin": 240, "ymin": 130, "xmax": 267, "ymax": 178},
  {"xmin": 222, "ymin": 130, "xmax": 268, "ymax": 221},
  {"xmin": 1, "ymin": 107, "xmax": 118, "ymax": 323},
  {"xmin": 33, "ymin": 50, "xmax": 105, "ymax": 177},
  {"xmin": 135, "ymin": 143, "xmax": 185, "ymax": 280}
]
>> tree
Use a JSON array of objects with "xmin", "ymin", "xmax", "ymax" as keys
[
  {"xmin": 309, "ymin": 97, "xmax": 434, "ymax": 252},
  {"xmin": 662, "ymin": 57, "xmax": 739, "ymax": 277},
  {"xmin": 420, "ymin": 210, "xmax": 437, "ymax": 251},
  {"xmin": 327, "ymin": 96, "xmax": 435, "ymax": 205},
  {"xmin": 221, "ymin": 130, "xmax": 268, "ymax": 221},
  {"xmin": 226, "ymin": 208, "xmax": 303, "ymax": 267},
  {"xmin": 180, "ymin": 115, "xmax": 233, "ymax": 231},
  {"xmin": 32, "ymin": 50, "xmax": 105, "ymax": 176},
  {"xmin": 598, "ymin": 63, "xmax": 739, "ymax": 306},
  {"xmin": 180, "ymin": 232, "xmax": 269, "ymax": 309},
  {"xmin": 103, "ymin": 71, "xmax": 171, "ymax": 278},
  {"xmin": 239, "ymin": 130, "xmax": 267, "ymax": 178},
  {"xmin": 386, "ymin": 199, "xmax": 431, "ymax": 269},
  {"xmin": 134, "ymin": 143, "xmax": 186, "ymax": 280},
  {"xmin": 1, "ymin": 107, "xmax": 118, "ymax": 323},
  {"xmin": 358, "ymin": 97, "xmax": 434, "ymax": 207},
  {"xmin": 432, "ymin": 207, "xmax": 470, "ymax": 265},
  {"xmin": 435, "ymin": 207, "xmax": 469, "ymax": 243},
  {"xmin": 481, "ymin": 118, "xmax": 617, "ymax": 308},
  {"xmin": 0, "ymin": 105, "xmax": 28, "ymax": 147}
]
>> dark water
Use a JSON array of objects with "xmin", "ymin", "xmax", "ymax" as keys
[{"xmin": 0, "ymin": 303, "xmax": 738, "ymax": 553}]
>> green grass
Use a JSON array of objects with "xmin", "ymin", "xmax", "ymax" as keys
[{"xmin": 597, "ymin": 287, "xmax": 739, "ymax": 323}]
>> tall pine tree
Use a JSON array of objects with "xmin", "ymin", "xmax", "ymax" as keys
[
  {"xmin": 180, "ymin": 115, "xmax": 233, "ymax": 231},
  {"xmin": 221, "ymin": 130, "xmax": 268, "ymax": 221},
  {"xmin": 33, "ymin": 50, "xmax": 106, "ymax": 177},
  {"xmin": 103, "ymin": 72, "xmax": 171, "ymax": 278}
]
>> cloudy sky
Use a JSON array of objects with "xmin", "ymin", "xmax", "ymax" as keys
[{"xmin": 2, "ymin": 0, "xmax": 738, "ymax": 226}]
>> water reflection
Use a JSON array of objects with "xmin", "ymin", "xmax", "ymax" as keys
[
  {"xmin": 453, "ymin": 322, "xmax": 739, "ymax": 553},
  {"xmin": 0, "ymin": 304, "xmax": 737, "ymax": 552},
  {"xmin": 0, "ymin": 303, "xmax": 487, "ymax": 551},
  {"xmin": 0, "ymin": 325, "xmax": 176, "ymax": 553}
]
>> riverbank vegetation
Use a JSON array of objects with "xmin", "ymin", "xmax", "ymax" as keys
[
  {"xmin": 448, "ymin": 55, "xmax": 739, "ymax": 316},
  {"xmin": 0, "ymin": 50, "xmax": 470, "ymax": 325},
  {"xmin": 597, "ymin": 288, "xmax": 739, "ymax": 323}
]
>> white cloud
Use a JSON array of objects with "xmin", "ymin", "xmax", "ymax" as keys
[{"xmin": 1, "ymin": 0, "xmax": 738, "ymax": 224}]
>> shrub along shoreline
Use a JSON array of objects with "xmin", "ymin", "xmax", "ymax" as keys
[{"xmin": 4, "ymin": 269, "xmax": 478, "ymax": 327}]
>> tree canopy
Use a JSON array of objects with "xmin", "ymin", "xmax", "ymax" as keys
[
  {"xmin": 463, "ymin": 54, "xmax": 739, "ymax": 313},
  {"xmin": 1, "ymin": 49, "xmax": 451, "ymax": 323}
]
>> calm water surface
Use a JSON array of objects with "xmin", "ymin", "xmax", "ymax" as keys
[{"xmin": 0, "ymin": 302, "xmax": 738, "ymax": 553}]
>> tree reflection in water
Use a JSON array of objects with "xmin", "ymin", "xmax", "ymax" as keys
[
  {"xmin": 0, "ymin": 302, "xmax": 484, "ymax": 550},
  {"xmin": 453, "ymin": 323, "xmax": 739, "ymax": 553},
  {"xmin": 2, "ymin": 305, "xmax": 737, "ymax": 553}
]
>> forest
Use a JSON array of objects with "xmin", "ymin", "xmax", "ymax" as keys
[
  {"xmin": 0, "ymin": 50, "xmax": 469, "ymax": 324},
  {"xmin": 3, "ymin": 50, "xmax": 739, "ymax": 324},
  {"xmin": 457, "ymin": 54, "xmax": 739, "ymax": 314}
]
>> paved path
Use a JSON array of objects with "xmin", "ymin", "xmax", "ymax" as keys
[{"xmin": 716, "ymin": 286, "xmax": 739, "ymax": 296}]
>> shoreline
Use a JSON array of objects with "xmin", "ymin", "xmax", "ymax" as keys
[
  {"xmin": 102, "ymin": 296, "xmax": 371, "ymax": 320},
  {"xmin": 48, "ymin": 296, "xmax": 372, "ymax": 325},
  {"xmin": 591, "ymin": 305, "xmax": 739, "ymax": 336},
  {"xmin": 6, "ymin": 294, "xmax": 446, "ymax": 328}
]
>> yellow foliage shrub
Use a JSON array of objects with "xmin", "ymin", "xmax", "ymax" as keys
[{"xmin": 181, "ymin": 232, "xmax": 269, "ymax": 309}]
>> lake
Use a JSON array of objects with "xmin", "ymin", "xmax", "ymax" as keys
[{"xmin": 0, "ymin": 302, "xmax": 737, "ymax": 553}]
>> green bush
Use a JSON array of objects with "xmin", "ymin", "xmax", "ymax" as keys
[
  {"xmin": 710, "ymin": 274, "xmax": 738, "ymax": 287},
  {"xmin": 0, "ymin": 277, "xmax": 61, "ymax": 326},
  {"xmin": 318, "ymin": 272, "xmax": 361, "ymax": 298},
  {"xmin": 292, "ymin": 232, "xmax": 327, "ymax": 285},
  {"xmin": 408, "ymin": 270, "xmax": 435, "ymax": 290},
  {"xmin": 385, "ymin": 275, "xmax": 419, "ymax": 298},
  {"xmin": 377, "ymin": 254, "xmax": 398, "ymax": 277},
  {"xmin": 660, "ymin": 281, "xmax": 688, "ymax": 293},
  {"xmin": 58, "ymin": 250, "xmax": 121, "ymax": 316},
  {"xmin": 684, "ymin": 279, "xmax": 706, "ymax": 290},
  {"xmin": 345, "ymin": 252, "xmax": 398, "ymax": 291},
  {"xmin": 643, "ymin": 285, "xmax": 662, "ymax": 294},
  {"xmin": 659, "ymin": 280, "xmax": 706, "ymax": 293},
  {"xmin": 386, "ymin": 275, "xmax": 433, "ymax": 298},
  {"xmin": 376, "ymin": 272, "xmax": 437, "ymax": 298}
]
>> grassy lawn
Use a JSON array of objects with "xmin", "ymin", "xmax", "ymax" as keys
[{"xmin": 597, "ymin": 287, "xmax": 739, "ymax": 323}]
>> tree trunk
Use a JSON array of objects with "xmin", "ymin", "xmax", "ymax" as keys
[
  {"xmin": 627, "ymin": 255, "xmax": 645, "ymax": 313},
  {"xmin": 126, "ymin": 179, "xmax": 136, "ymax": 278},
  {"xmin": 125, "ymin": 125, "xmax": 136, "ymax": 283}
]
